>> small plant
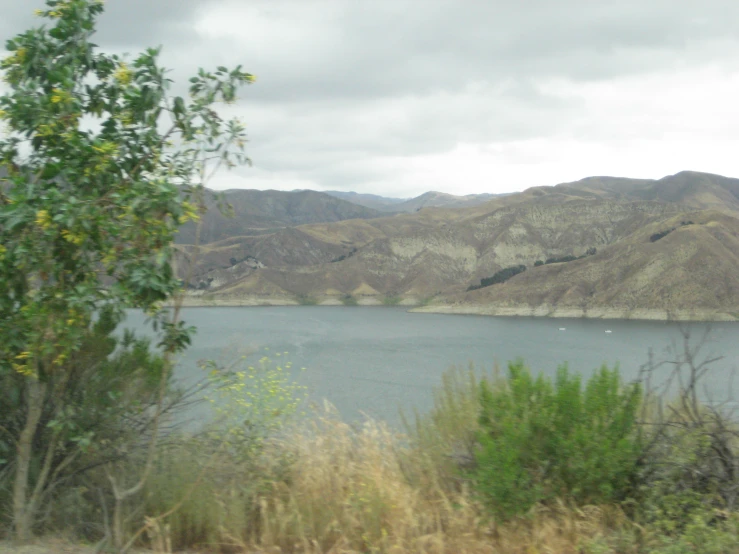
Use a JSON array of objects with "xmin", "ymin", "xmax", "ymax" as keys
[{"xmin": 341, "ymin": 294, "xmax": 358, "ymax": 306}]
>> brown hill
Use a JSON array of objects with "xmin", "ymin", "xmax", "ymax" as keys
[
  {"xmin": 174, "ymin": 171, "xmax": 739, "ymax": 320},
  {"xmin": 436, "ymin": 210, "xmax": 739, "ymax": 319}
]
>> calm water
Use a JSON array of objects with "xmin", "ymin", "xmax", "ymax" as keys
[{"xmin": 125, "ymin": 307, "xmax": 739, "ymax": 426}]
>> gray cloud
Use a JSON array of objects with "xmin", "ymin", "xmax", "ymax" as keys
[{"xmin": 2, "ymin": 0, "xmax": 739, "ymax": 195}]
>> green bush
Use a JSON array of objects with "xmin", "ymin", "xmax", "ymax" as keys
[
  {"xmin": 650, "ymin": 229, "xmax": 675, "ymax": 242},
  {"xmin": 341, "ymin": 294, "xmax": 358, "ymax": 306},
  {"xmin": 470, "ymin": 361, "xmax": 643, "ymax": 519},
  {"xmin": 382, "ymin": 295, "xmax": 402, "ymax": 306},
  {"xmin": 467, "ymin": 265, "xmax": 526, "ymax": 291},
  {"xmin": 296, "ymin": 294, "xmax": 318, "ymax": 306}
]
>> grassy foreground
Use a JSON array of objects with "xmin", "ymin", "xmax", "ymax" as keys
[{"xmin": 4, "ymin": 359, "xmax": 739, "ymax": 553}]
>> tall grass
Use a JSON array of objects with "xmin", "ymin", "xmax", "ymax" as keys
[{"xmin": 137, "ymin": 399, "xmax": 642, "ymax": 553}]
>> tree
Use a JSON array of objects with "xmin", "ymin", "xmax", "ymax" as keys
[{"xmin": 0, "ymin": 0, "xmax": 253, "ymax": 541}]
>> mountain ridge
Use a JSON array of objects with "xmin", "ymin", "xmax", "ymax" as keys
[{"xmin": 173, "ymin": 170, "xmax": 739, "ymax": 319}]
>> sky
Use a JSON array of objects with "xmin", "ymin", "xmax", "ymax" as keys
[{"xmin": 1, "ymin": 0, "xmax": 739, "ymax": 198}]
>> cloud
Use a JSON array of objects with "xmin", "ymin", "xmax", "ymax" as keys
[{"xmin": 2, "ymin": 0, "xmax": 739, "ymax": 196}]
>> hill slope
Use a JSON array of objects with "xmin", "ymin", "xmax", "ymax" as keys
[
  {"xmin": 176, "ymin": 188, "xmax": 384, "ymax": 244},
  {"xmin": 174, "ymin": 170, "xmax": 739, "ymax": 320}
]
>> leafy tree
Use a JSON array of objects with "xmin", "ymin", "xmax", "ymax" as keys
[{"xmin": 0, "ymin": 0, "xmax": 252, "ymax": 541}]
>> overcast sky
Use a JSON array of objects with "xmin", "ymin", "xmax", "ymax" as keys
[{"xmin": 2, "ymin": 0, "xmax": 739, "ymax": 197}]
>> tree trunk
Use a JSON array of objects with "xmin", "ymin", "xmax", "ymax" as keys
[{"xmin": 13, "ymin": 379, "xmax": 47, "ymax": 542}]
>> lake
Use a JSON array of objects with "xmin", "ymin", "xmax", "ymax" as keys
[{"xmin": 125, "ymin": 307, "xmax": 739, "ymax": 426}]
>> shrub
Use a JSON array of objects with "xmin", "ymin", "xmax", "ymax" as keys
[
  {"xmin": 650, "ymin": 229, "xmax": 675, "ymax": 242},
  {"xmin": 468, "ymin": 265, "xmax": 526, "ymax": 291},
  {"xmin": 296, "ymin": 294, "xmax": 318, "ymax": 306},
  {"xmin": 470, "ymin": 361, "xmax": 643, "ymax": 519},
  {"xmin": 545, "ymin": 255, "xmax": 579, "ymax": 264},
  {"xmin": 382, "ymin": 295, "xmax": 402, "ymax": 306},
  {"xmin": 534, "ymin": 260, "xmax": 544, "ymax": 266},
  {"xmin": 340, "ymin": 294, "xmax": 358, "ymax": 306}
]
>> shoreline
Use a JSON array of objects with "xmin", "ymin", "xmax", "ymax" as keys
[
  {"xmin": 411, "ymin": 304, "xmax": 739, "ymax": 322},
  {"xmin": 168, "ymin": 295, "xmax": 739, "ymax": 322}
]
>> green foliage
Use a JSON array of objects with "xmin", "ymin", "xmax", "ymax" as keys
[
  {"xmin": 297, "ymin": 294, "xmax": 318, "ymax": 306},
  {"xmin": 382, "ymin": 295, "xmax": 402, "ymax": 306},
  {"xmin": 534, "ymin": 260, "xmax": 544, "ymax": 266},
  {"xmin": 467, "ymin": 265, "xmax": 526, "ymax": 291},
  {"xmin": 341, "ymin": 294, "xmax": 358, "ymax": 306},
  {"xmin": 650, "ymin": 221, "xmax": 693, "ymax": 243},
  {"xmin": 0, "ymin": 307, "xmax": 176, "ymax": 531},
  {"xmin": 650, "ymin": 229, "xmax": 674, "ymax": 242},
  {"xmin": 545, "ymin": 254, "xmax": 579, "ymax": 264},
  {"xmin": 201, "ymin": 353, "xmax": 307, "ymax": 455},
  {"xmin": 0, "ymin": 0, "xmax": 253, "ymax": 378},
  {"xmin": 539, "ymin": 248, "xmax": 597, "ymax": 266},
  {"xmin": 471, "ymin": 361, "xmax": 643, "ymax": 519},
  {"xmin": 0, "ymin": 0, "xmax": 254, "ymax": 539},
  {"xmin": 141, "ymin": 354, "xmax": 307, "ymax": 549},
  {"xmin": 647, "ymin": 509, "xmax": 739, "ymax": 554}
]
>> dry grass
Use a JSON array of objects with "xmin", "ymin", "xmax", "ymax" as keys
[{"xmin": 137, "ymin": 400, "xmax": 638, "ymax": 554}]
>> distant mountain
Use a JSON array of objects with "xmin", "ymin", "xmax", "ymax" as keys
[
  {"xmin": 175, "ymin": 170, "xmax": 739, "ymax": 319},
  {"xmin": 322, "ymin": 191, "xmax": 407, "ymax": 211},
  {"xmin": 549, "ymin": 171, "xmax": 739, "ymax": 212},
  {"xmin": 324, "ymin": 189, "xmax": 505, "ymax": 212},
  {"xmin": 176, "ymin": 189, "xmax": 383, "ymax": 244},
  {"xmin": 391, "ymin": 191, "xmax": 504, "ymax": 212}
]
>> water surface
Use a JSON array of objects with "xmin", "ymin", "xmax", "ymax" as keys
[{"xmin": 125, "ymin": 307, "xmax": 739, "ymax": 425}]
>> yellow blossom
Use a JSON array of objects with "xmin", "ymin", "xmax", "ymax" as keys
[
  {"xmin": 61, "ymin": 229, "xmax": 85, "ymax": 245},
  {"xmin": 113, "ymin": 62, "xmax": 133, "ymax": 85},
  {"xmin": 35, "ymin": 209, "xmax": 52, "ymax": 229},
  {"xmin": 13, "ymin": 362, "xmax": 35, "ymax": 377}
]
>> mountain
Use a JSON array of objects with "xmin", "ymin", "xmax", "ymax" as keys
[
  {"xmin": 548, "ymin": 171, "xmax": 739, "ymax": 212},
  {"xmin": 323, "ymin": 190, "xmax": 504, "ymax": 212},
  {"xmin": 322, "ymin": 191, "xmax": 407, "ymax": 211},
  {"xmin": 174, "ymin": 171, "xmax": 739, "ymax": 320},
  {"xmin": 176, "ymin": 188, "xmax": 384, "ymax": 244},
  {"xmin": 391, "ymin": 191, "xmax": 505, "ymax": 212}
]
